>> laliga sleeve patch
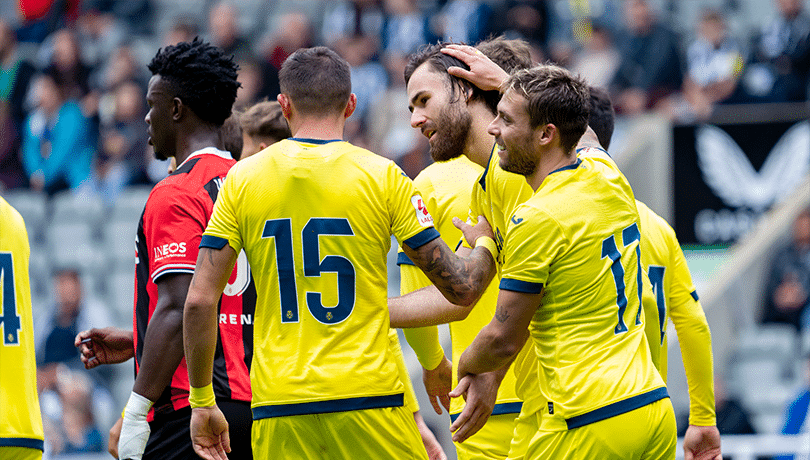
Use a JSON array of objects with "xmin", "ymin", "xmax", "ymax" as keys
[{"xmin": 411, "ymin": 195, "xmax": 434, "ymax": 227}]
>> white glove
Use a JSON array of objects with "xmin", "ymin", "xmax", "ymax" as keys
[{"xmin": 118, "ymin": 391, "xmax": 153, "ymax": 460}]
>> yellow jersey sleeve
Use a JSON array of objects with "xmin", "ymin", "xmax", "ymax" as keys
[{"xmin": 202, "ymin": 160, "xmax": 244, "ymax": 253}]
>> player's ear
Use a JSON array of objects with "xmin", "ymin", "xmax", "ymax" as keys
[
  {"xmin": 259, "ymin": 142, "xmax": 268, "ymax": 150},
  {"xmin": 537, "ymin": 123, "xmax": 557, "ymax": 146},
  {"xmin": 277, "ymin": 94, "xmax": 293, "ymax": 120},
  {"xmin": 172, "ymin": 97, "xmax": 183, "ymax": 121},
  {"xmin": 343, "ymin": 93, "xmax": 357, "ymax": 119}
]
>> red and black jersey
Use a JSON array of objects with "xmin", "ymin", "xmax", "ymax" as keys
[{"xmin": 133, "ymin": 147, "xmax": 254, "ymax": 420}]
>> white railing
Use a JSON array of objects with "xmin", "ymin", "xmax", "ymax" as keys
[{"xmin": 677, "ymin": 434, "xmax": 810, "ymax": 460}]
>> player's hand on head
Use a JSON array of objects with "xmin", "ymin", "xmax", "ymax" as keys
[
  {"xmin": 441, "ymin": 44, "xmax": 510, "ymax": 92},
  {"xmin": 190, "ymin": 405, "xmax": 231, "ymax": 460},
  {"xmin": 683, "ymin": 425, "xmax": 722, "ymax": 460},
  {"xmin": 74, "ymin": 327, "xmax": 135, "ymax": 369},
  {"xmin": 423, "ymin": 356, "xmax": 452, "ymax": 414},
  {"xmin": 448, "ymin": 372, "xmax": 499, "ymax": 443}
]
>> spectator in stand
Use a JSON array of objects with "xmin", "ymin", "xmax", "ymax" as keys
[
  {"xmin": 163, "ymin": 16, "xmax": 198, "ymax": 47},
  {"xmin": 335, "ymin": 33, "xmax": 388, "ymax": 146},
  {"xmin": 39, "ymin": 365, "xmax": 106, "ymax": 457},
  {"xmin": 238, "ymin": 100, "xmax": 291, "ymax": 159},
  {"xmin": 487, "ymin": 0, "xmax": 550, "ymax": 60},
  {"xmin": 762, "ymin": 207, "xmax": 810, "ymax": 331},
  {"xmin": 40, "ymin": 28, "xmax": 92, "ymax": 103},
  {"xmin": 776, "ymin": 351, "xmax": 810, "ymax": 460},
  {"xmin": 234, "ymin": 56, "xmax": 266, "ymax": 109},
  {"xmin": 571, "ymin": 23, "xmax": 621, "ymax": 89},
  {"xmin": 437, "ymin": 0, "xmax": 491, "ymax": 45},
  {"xmin": 678, "ymin": 9, "xmax": 744, "ymax": 119},
  {"xmin": 35, "ymin": 268, "xmax": 112, "ymax": 367},
  {"xmin": 321, "ymin": 0, "xmax": 385, "ymax": 46},
  {"xmin": 92, "ymin": 80, "xmax": 150, "ymax": 201},
  {"xmin": 611, "ymin": 0, "xmax": 683, "ymax": 115},
  {"xmin": 208, "ymin": 1, "xmax": 251, "ymax": 60},
  {"xmin": 21, "ymin": 69, "xmax": 95, "ymax": 195},
  {"xmin": 259, "ymin": 11, "xmax": 312, "ymax": 98},
  {"xmin": 382, "ymin": 0, "xmax": 436, "ymax": 56},
  {"xmin": 0, "ymin": 18, "xmax": 37, "ymax": 190},
  {"xmin": 743, "ymin": 0, "xmax": 810, "ymax": 102}
]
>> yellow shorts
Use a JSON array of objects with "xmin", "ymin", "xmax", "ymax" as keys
[
  {"xmin": 0, "ymin": 447, "xmax": 42, "ymax": 460},
  {"xmin": 454, "ymin": 412, "xmax": 519, "ymax": 460},
  {"xmin": 506, "ymin": 406, "xmax": 540, "ymax": 460},
  {"xmin": 525, "ymin": 398, "xmax": 676, "ymax": 460},
  {"xmin": 252, "ymin": 405, "xmax": 428, "ymax": 460}
]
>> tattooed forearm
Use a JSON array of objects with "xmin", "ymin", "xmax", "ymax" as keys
[
  {"xmin": 494, "ymin": 306, "xmax": 510, "ymax": 323},
  {"xmin": 406, "ymin": 239, "xmax": 495, "ymax": 307}
]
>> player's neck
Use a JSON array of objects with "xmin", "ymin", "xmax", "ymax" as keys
[
  {"xmin": 464, "ymin": 107, "xmax": 497, "ymax": 168},
  {"xmin": 175, "ymin": 126, "xmax": 223, "ymax": 165},
  {"xmin": 289, "ymin": 116, "xmax": 345, "ymax": 141},
  {"xmin": 526, "ymin": 148, "xmax": 576, "ymax": 191}
]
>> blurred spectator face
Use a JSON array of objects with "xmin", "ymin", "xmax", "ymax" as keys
[
  {"xmin": 698, "ymin": 13, "xmax": 726, "ymax": 48},
  {"xmin": 114, "ymin": 81, "xmax": 144, "ymax": 121},
  {"xmin": 209, "ymin": 2, "xmax": 239, "ymax": 47},
  {"xmin": 54, "ymin": 270, "xmax": 82, "ymax": 318},
  {"xmin": 34, "ymin": 74, "xmax": 62, "ymax": 115},
  {"xmin": 164, "ymin": 19, "xmax": 198, "ymax": 47},
  {"xmin": 777, "ymin": 0, "xmax": 804, "ymax": 19},
  {"xmin": 235, "ymin": 59, "xmax": 263, "ymax": 108},
  {"xmin": 625, "ymin": 0, "xmax": 653, "ymax": 34},
  {"xmin": 104, "ymin": 46, "xmax": 138, "ymax": 90},
  {"xmin": 794, "ymin": 209, "xmax": 810, "ymax": 248},
  {"xmin": 52, "ymin": 29, "xmax": 81, "ymax": 70},
  {"xmin": 0, "ymin": 19, "xmax": 14, "ymax": 59},
  {"xmin": 278, "ymin": 13, "xmax": 311, "ymax": 50},
  {"xmin": 385, "ymin": 0, "xmax": 417, "ymax": 15}
]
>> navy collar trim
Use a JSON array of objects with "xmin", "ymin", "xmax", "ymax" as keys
[
  {"xmin": 549, "ymin": 158, "xmax": 582, "ymax": 175},
  {"xmin": 290, "ymin": 137, "xmax": 343, "ymax": 144}
]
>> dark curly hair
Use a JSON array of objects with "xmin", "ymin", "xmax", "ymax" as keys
[{"xmin": 147, "ymin": 37, "xmax": 240, "ymax": 126}]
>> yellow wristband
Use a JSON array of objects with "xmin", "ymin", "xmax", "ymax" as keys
[
  {"xmin": 189, "ymin": 383, "xmax": 216, "ymax": 408},
  {"xmin": 475, "ymin": 236, "xmax": 498, "ymax": 261}
]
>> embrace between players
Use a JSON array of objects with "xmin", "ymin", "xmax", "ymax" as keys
[{"xmin": 75, "ymin": 36, "xmax": 722, "ymax": 460}]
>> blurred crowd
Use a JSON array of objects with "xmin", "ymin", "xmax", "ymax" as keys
[{"xmin": 1, "ymin": 0, "xmax": 809, "ymax": 193}]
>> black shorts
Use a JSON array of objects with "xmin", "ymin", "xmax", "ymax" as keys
[{"xmin": 143, "ymin": 400, "xmax": 253, "ymax": 460}]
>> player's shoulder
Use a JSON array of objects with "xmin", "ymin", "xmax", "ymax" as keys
[
  {"xmin": 416, "ymin": 156, "xmax": 481, "ymax": 191},
  {"xmin": 636, "ymin": 200, "xmax": 676, "ymax": 238},
  {"xmin": 0, "ymin": 196, "xmax": 25, "ymax": 230}
]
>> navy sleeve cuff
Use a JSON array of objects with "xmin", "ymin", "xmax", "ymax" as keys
[
  {"xmin": 199, "ymin": 235, "xmax": 229, "ymax": 250},
  {"xmin": 403, "ymin": 228, "xmax": 441, "ymax": 250},
  {"xmin": 499, "ymin": 278, "xmax": 543, "ymax": 294},
  {"xmin": 397, "ymin": 252, "xmax": 415, "ymax": 266}
]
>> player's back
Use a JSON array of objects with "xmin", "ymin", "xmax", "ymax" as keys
[
  {"xmin": 502, "ymin": 152, "xmax": 666, "ymax": 431},
  {"xmin": 0, "ymin": 197, "xmax": 44, "ymax": 453},
  {"xmin": 207, "ymin": 138, "xmax": 438, "ymax": 415}
]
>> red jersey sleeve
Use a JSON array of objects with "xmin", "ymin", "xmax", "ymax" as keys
[{"xmin": 144, "ymin": 185, "xmax": 209, "ymax": 283}]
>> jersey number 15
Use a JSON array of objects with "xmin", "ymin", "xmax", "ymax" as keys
[{"xmin": 262, "ymin": 218, "xmax": 356, "ymax": 325}]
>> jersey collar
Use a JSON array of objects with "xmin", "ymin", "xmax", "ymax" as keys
[{"xmin": 176, "ymin": 146, "xmax": 233, "ymax": 169}]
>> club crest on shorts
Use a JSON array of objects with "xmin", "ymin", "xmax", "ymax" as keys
[{"xmin": 411, "ymin": 195, "xmax": 434, "ymax": 227}]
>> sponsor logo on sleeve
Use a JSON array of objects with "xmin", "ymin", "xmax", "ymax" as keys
[
  {"xmin": 411, "ymin": 195, "xmax": 434, "ymax": 227},
  {"xmin": 153, "ymin": 242, "xmax": 188, "ymax": 262}
]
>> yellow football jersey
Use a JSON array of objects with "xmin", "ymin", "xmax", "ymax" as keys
[
  {"xmin": 636, "ymin": 200, "xmax": 715, "ymax": 426},
  {"xmin": 202, "ymin": 138, "xmax": 440, "ymax": 418},
  {"xmin": 500, "ymin": 153, "xmax": 667, "ymax": 432},
  {"xmin": 398, "ymin": 155, "xmax": 522, "ymax": 417},
  {"xmin": 465, "ymin": 146, "xmax": 540, "ymax": 416},
  {"xmin": 0, "ymin": 197, "xmax": 44, "ymax": 451}
]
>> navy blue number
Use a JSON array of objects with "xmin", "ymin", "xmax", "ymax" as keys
[
  {"xmin": 262, "ymin": 219, "xmax": 299, "ymax": 323},
  {"xmin": 303, "ymin": 219, "xmax": 356, "ymax": 324},
  {"xmin": 601, "ymin": 223, "xmax": 644, "ymax": 335},
  {"xmin": 263, "ymin": 218, "xmax": 356, "ymax": 324},
  {"xmin": 0, "ymin": 253, "xmax": 21, "ymax": 345},
  {"xmin": 622, "ymin": 223, "xmax": 643, "ymax": 326},
  {"xmin": 648, "ymin": 266, "xmax": 667, "ymax": 345}
]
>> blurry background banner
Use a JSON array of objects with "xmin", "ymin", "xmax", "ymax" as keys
[{"xmin": 673, "ymin": 112, "xmax": 810, "ymax": 246}]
